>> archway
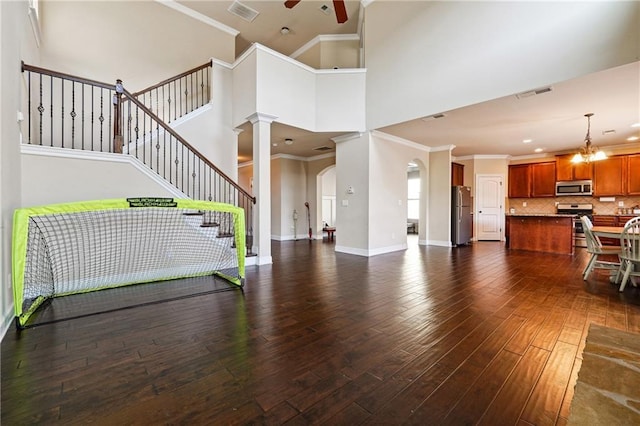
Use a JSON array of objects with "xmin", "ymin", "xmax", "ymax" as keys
[
  {"xmin": 316, "ymin": 165, "xmax": 336, "ymax": 240},
  {"xmin": 407, "ymin": 159, "xmax": 427, "ymax": 246}
]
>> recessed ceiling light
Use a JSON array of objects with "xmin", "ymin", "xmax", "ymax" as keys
[
  {"xmin": 272, "ymin": 143, "xmax": 278, "ymax": 147},
  {"xmin": 534, "ymin": 148, "xmax": 544, "ymax": 153},
  {"xmin": 632, "ymin": 123, "xmax": 640, "ymax": 128},
  {"xmin": 522, "ymin": 139, "xmax": 532, "ymax": 144},
  {"xmin": 627, "ymin": 136, "xmax": 639, "ymax": 141},
  {"xmin": 285, "ymin": 138, "xmax": 293, "ymax": 145},
  {"xmin": 280, "ymin": 27, "xmax": 290, "ymax": 35}
]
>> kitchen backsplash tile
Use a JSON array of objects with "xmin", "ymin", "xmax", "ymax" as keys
[{"xmin": 508, "ymin": 196, "xmax": 640, "ymax": 215}]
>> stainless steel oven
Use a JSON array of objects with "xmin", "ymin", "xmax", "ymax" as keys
[{"xmin": 557, "ymin": 203, "xmax": 593, "ymax": 248}]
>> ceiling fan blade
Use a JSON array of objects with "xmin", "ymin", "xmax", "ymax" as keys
[
  {"xmin": 333, "ymin": 0, "xmax": 348, "ymax": 23},
  {"xmin": 284, "ymin": 0, "xmax": 301, "ymax": 9}
]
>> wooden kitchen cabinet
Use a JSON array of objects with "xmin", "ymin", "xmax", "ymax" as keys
[
  {"xmin": 531, "ymin": 162, "xmax": 556, "ymax": 197},
  {"xmin": 627, "ymin": 154, "xmax": 640, "ymax": 195},
  {"xmin": 593, "ymin": 156, "xmax": 627, "ymax": 196},
  {"xmin": 507, "ymin": 216, "xmax": 573, "ymax": 255},
  {"xmin": 508, "ymin": 164, "xmax": 531, "ymax": 198},
  {"xmin": 556, "ymin": 154, "xmax": 593, "ymax": 181},
  {"xmin": 508, "ymin": 162, "xmax": 555, "ymax": 198},
  {"xmin": 452, "ymin": 162, "xmax": 464, "ymax": 186}
]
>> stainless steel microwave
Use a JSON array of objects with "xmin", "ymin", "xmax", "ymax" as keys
[{"xmin": 555, "ymin": 180, "xmax": 592, "ymax": 196}]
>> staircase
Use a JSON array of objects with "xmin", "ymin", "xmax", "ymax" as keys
[{"xmin": 21, "ymin": 61, "xmax": 255, "ymax": 254}]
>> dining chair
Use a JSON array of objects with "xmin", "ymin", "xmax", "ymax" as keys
[
  {"xmin": 618, "ymin": 216, "xmax": 640, "ymax": 292},
  {"xmin": 581, "ymin": 215, "xmax": 622, "ymax": 282}
]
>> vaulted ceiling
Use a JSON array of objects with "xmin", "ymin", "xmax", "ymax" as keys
[{"xmin": 173, "ymin": 1, "xmax": 640, "ymax": 162}]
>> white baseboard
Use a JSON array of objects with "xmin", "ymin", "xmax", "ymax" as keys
[
  {"xmin": 335, "ymin": 243, "xmax": 408, "ymax": 257},
  {"xmin": 427, "ymin": 239, "xmax": 453, "ymax": 247},
  {"xmin": 1, "ymin": 304, "xmax": 15, "ymax": 340}
]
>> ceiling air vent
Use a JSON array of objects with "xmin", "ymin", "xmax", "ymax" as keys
[
  {"xmin": 228, "ymin": 0, "xmax": 259, "ymax": 22},
  {"xmin": 319, "ymin": 4, "xmax": 333, "ymax": 15},
  {"xmin": 313, "ymin": 146, "xmax": 333, "ymax": 152},
  {"xmin": 516, "ymin": 86, "xmax": 553, "ymax": 99},
  {"xmin": 421, "ymin": 113, "xmax": 446, "ymax": 122}
]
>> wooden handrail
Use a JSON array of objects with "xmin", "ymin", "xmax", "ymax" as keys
[
  {"xmin": 22, "ymin": 61, "xmax": 114, "ymax": 90},
  {"xmin": 131, "ymin": 60, "xmax": 213, "ymax": 97},
  {"xmin": 22, "ymin": 61, "xmax": 255, "ymax": 205},
  {"xmin": 121, "ymin": 88, "xmax": 255, "ymax": 203}
]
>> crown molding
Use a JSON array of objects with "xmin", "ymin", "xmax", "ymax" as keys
[
  {"xmin": 154, "ymin": 1, "xmax": 239, "ymax": 36},
  {"xmin": 291, "ymin": 34, "xmax": 360, "ymax": 59},
  {"xmin": 332, "ymin": 132, "xmax": 365, "ymax": 144},
  {"xmin": 371, "ymin": 130, "xmax": 432, "ymax": 152},
  {"xmin": 239, "ymin": 151, "xmax": 336, "ymax": 167}
]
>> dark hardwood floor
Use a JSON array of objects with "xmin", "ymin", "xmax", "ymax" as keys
[{"xmin": 3, "ymin": 237, "xmax": 640, "ymax": 425}]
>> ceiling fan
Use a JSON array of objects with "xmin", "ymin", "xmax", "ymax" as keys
[{"xmin": 284, "ymin": 0, "xmax": 348, "ymax": 24}]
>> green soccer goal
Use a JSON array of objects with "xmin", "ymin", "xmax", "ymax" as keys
[{"xmin": 12, "ymin": 198, "xmax": 246, "ymax": 328}]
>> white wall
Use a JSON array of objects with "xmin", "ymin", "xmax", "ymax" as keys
[
  {"xmin": 171, "ymin": 77, "xmax": 238, "ymax": 182},
  {"xmin": 335, "ymin": 133, "xmax": 370, "ymax": 254},
  {"xmin": 1, "ymin": 0, "xmax": 40, "ymax": 337},
  {"xmin": 336, "ymin": 132, "xmax": 430, "ymax": 256},
  {"xmin": 256, "ymin": 47, "xmax": 317, "ymax": 129},
  {"xmin": 368, "ymin": 133, "xmax": 430, "ymax": 253},
  {"xmin": 21, "ymin": 148, "xmax": 183, "ymax": 207},
  {"xmin": 231, "ymin": 52, "xmax": 258, "ymax": 128},
  {"xmin": 316, "ymin": 70, "xmax": 366, "ymax": 131},
  {"xmin": 232, "ymin": 45, "xmax": 366, "ymax": 133},
  {"xmin": 322, "ymin": 167, "xmax": 336, "ymax": 196},
  {"xmin": 277, "ymin": 158, "xmax": 307, "ymax": 240},
  {"xmin": 39, "ymin": 1, "xmax": 235, "ymax": 91},
  {"xmin": 428, "ymin": 149, "xmax": 453, "ymax": 246},
  {"xmin": 364, "ymin": 1, "xmax": 640, "ymax": 129}
]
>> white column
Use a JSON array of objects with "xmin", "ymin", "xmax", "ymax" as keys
[{"xmin": 247, "ymin": 113, "xmax": 277, "ymax": 265}]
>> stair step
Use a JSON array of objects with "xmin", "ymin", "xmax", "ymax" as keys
[
  {"xmin": 217, "ymin": 233, "xmax": 234, "ymax": 238},
  {"xmin": 183, "ymin": 211, "xmax": 204, "ymax": 216}
]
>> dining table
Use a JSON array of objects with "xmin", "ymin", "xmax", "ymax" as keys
[
  {"xmin": 591, "ymin": 225, "xmax": 639, "ymax": 290},
  {"xmin": 591, "ymin": 226, "xmax": 625, "ymax": 239}
]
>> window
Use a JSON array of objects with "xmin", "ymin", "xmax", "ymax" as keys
[{"xmin": 407, "ymin": 177, "xmax": 420, "ymax": 220}]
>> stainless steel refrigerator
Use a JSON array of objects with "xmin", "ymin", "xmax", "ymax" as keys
[{"xmin": 452, "ymin": 186, "xmax": 472, "ymax": 246}]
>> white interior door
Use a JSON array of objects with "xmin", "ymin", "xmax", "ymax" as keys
[
  {"xmin": 322, "ymin": 196, "xmax": 336, "ymax": 227},
  {"xmin": 476, "ymin": 174, "xmax": 504, "ymax": 241}
]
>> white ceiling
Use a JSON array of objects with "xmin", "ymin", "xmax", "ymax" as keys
[{"xmin": 174, "ymin": 1, "xmax": 640, "ymax": 162}]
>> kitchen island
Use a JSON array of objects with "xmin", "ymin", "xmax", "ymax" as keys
[{"xmin": 505, "ymin": 214, "xmax": 574, "ymax": 255}]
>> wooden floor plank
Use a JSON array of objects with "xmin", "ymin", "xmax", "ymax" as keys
[{"xmin": 3, "ymin": 240, "xmax": 640, "ymax": 425}]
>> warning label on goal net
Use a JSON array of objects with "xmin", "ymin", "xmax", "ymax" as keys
[{"xmin": 127, "ymin": 197, "xmax": 177, "ymax": 208}]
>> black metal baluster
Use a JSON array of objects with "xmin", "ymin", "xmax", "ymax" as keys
[
  {"xmin": 81, "ymin": 84, "xmax": 85, "ymax": 150},
  {"xmin": 206, "ymin": 66, "xmax": 210, "ymax": 103},
  {"xmin": 38, "ymin": 73, "xmax": 44, "ymax": 145},
  {"xmin": 155, "ymin": 118, "xmax": 160, "ymax": 174},
  {"xmin": 108, "ymin": 89, "xmax": 113, "ymax": 152},
  {"xmin": 61, "ymin": 78, "xmax": 65, "ymax": 148},
  {"xmin": 91, "ymin": 87, "xmax": 95, "ymax": 151},
  {"xmin": 135, "ymin": 105, "xmax": 139, "ymax": 158},
  {"xmin": 27, "ymin": 70, "xmax": 32, "ymax": 144},
  {"xmin": 161, "ymin": 85, "xmax": 165, "ymax": 123},
  {"xmin": 99, "ymin": 89, "xmax": 105, "ymax": 152},
  {"xmin": 70, "ymin": 81, "xmax": 76, "ymax": 148},
  {"xmin": 50, "ymin": 75, "xmax": 53, "ymax": 146}
]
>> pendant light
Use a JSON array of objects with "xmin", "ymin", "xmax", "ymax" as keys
[{"xmin": 571, "ymin": 113, "xmax": 607, "ymax": 163}]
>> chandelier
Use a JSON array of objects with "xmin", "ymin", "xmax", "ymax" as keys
[{"xmin": 571, "ymin": 113, "xmax": 607, "ymax": 163}]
